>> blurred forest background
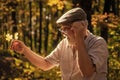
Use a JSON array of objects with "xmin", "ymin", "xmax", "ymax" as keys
[{"xmin": 0, "ymin": 0, "xmax": 120, "ymax": 80}]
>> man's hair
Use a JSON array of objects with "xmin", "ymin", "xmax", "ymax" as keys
[{"xmin": 80, "ymin": 20, "xmax": 88, "ymax": 29}]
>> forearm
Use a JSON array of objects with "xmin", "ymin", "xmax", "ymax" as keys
[
  {"xmin": 22, "ymin": 47, "xmax": 53, "ymax": 71},
  {"xmin": 77, "ymin": 38, "xmax": 95, "ymax": 77}
]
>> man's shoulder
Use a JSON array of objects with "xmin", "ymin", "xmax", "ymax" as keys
[
  {"xmin": 92, "ymin": 34, "xmax": 106, "ymax": 43},
  {"xmin": 57, "ymin": 38, "xmax": 67, "ymax": 47},
  {"xmin": 88, "ymin": 31, "xmax": 105, "ymax": 41},
  {"xmin": 87, "ymin": 32, "xmax": 107, "ymax": 46}
]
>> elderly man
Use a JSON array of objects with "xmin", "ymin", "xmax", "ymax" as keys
[{"xmin": 10, "ymin": 7, "xmax": 109, "ymax": 80}]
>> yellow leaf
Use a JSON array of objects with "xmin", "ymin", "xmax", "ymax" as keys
[{"xmin": 5, "ymin": 33, "xmax": 13, "ymax": 42}]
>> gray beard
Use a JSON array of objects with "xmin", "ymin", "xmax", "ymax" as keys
[{"xmin": 67, "ymin": 37, "xmax": 76, "ymax": 46}]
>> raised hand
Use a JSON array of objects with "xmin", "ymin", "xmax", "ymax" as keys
[
  {"xmin": 72, "ymin": 21, "xmax": 86, "ymax": 39},
  {"xmin": 10, "ymin": 40, "xmax": 26, "ymax": 54}
]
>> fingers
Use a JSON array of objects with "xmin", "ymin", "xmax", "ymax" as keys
[
  {"xmin": 10, "ymin": 40, "xmax": 26, "ymax": 54},
  {"xmin": 71, "ymin": 21, "xmax": 87, "ymax": 40},
  {"xmin": 10, "ymin": 39, "xmax": 21, "ymax": 51},
  {"xmin": 72, "ymin": 21, "xmax": 85, "ymax": 30}
]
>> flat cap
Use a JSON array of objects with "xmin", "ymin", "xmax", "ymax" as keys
[{"xmin": 56, "ymin": 7, "xmax": 87, "ymax": 24}]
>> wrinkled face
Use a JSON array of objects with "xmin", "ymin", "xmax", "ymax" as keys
[
  {"xmin": 58, "ymin": 23, "xmax": 73, "ymax": 36},
  {"xmin": 58, "ymin": 20, "xmax": 87, "ymax": 45},
  {"xmin": 58, "ymin": 23, "xmax": 76, "ymax": 45}
]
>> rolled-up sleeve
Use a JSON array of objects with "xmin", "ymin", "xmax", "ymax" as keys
[
  {"xmin": 45, "ymin": 40, "xmax": 63, "ymax": 66},
  {"xmin": 88, "ymin": 38, "xmax": 109, "ymax": 72}
]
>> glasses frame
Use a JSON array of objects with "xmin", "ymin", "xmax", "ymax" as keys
[
  {"xmin": 58, "ymin": 23, "xmax": 72, "ymax": 34},
  {"xmin": 57, "ymin": 19, "xmax": 85, "ymax": 34}
]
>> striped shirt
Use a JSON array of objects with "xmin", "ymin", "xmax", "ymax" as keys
[{"xmin": 45, "ymin": 31, "xmax": 109, "ymax": 80}]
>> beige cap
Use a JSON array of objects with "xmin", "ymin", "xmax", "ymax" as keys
[{"xmin": 56, "ymin": 7, "xmax": 87, "ymax": 25}]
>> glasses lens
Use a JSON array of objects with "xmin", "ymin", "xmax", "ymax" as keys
[{"xmin": 58, "ymin": 23, "xmax": 72, "ymax": 33}]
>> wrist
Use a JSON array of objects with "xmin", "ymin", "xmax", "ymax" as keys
[
  {"xmin": 22, "ymin": 46, "xmax": 30, "ymax": 55},
  {"xmin": 75, "ymin": 38, "xmax": 84, "ymax": 49}
]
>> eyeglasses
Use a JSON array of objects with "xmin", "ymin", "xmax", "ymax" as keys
[
  {"xmin": 58, "ymin": 23, "xmax": 72, "ymax": 34},
  {"xmin": 58, "ymin": 20, "xmax": 84, "ymax": 34}
]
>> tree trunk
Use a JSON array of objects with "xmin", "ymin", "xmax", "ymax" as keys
[
  {"xmin": 44, "ymin": 14, "xmax": 49, "ymax": 53},
  {"xmin": 102, "ymin": 0, "xmax": 117, "ymax": 42},
  {"xmin": 116, "ymin": 0, "xmax": 120, "ymax": 16},
  {"xmin": 29, "ymin": 1, "xmax": 33, "ymax": 49},
  {"xmin": 39, "ymin": 1, "xmax": 43, "ymax": 53},
  {"xmin": 103, "ymin": 0, "xmax": 117, "ymax": 15},
  {"xmin": 103, "ymin": 0, "xmax": 111, "ymax": 14}
]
